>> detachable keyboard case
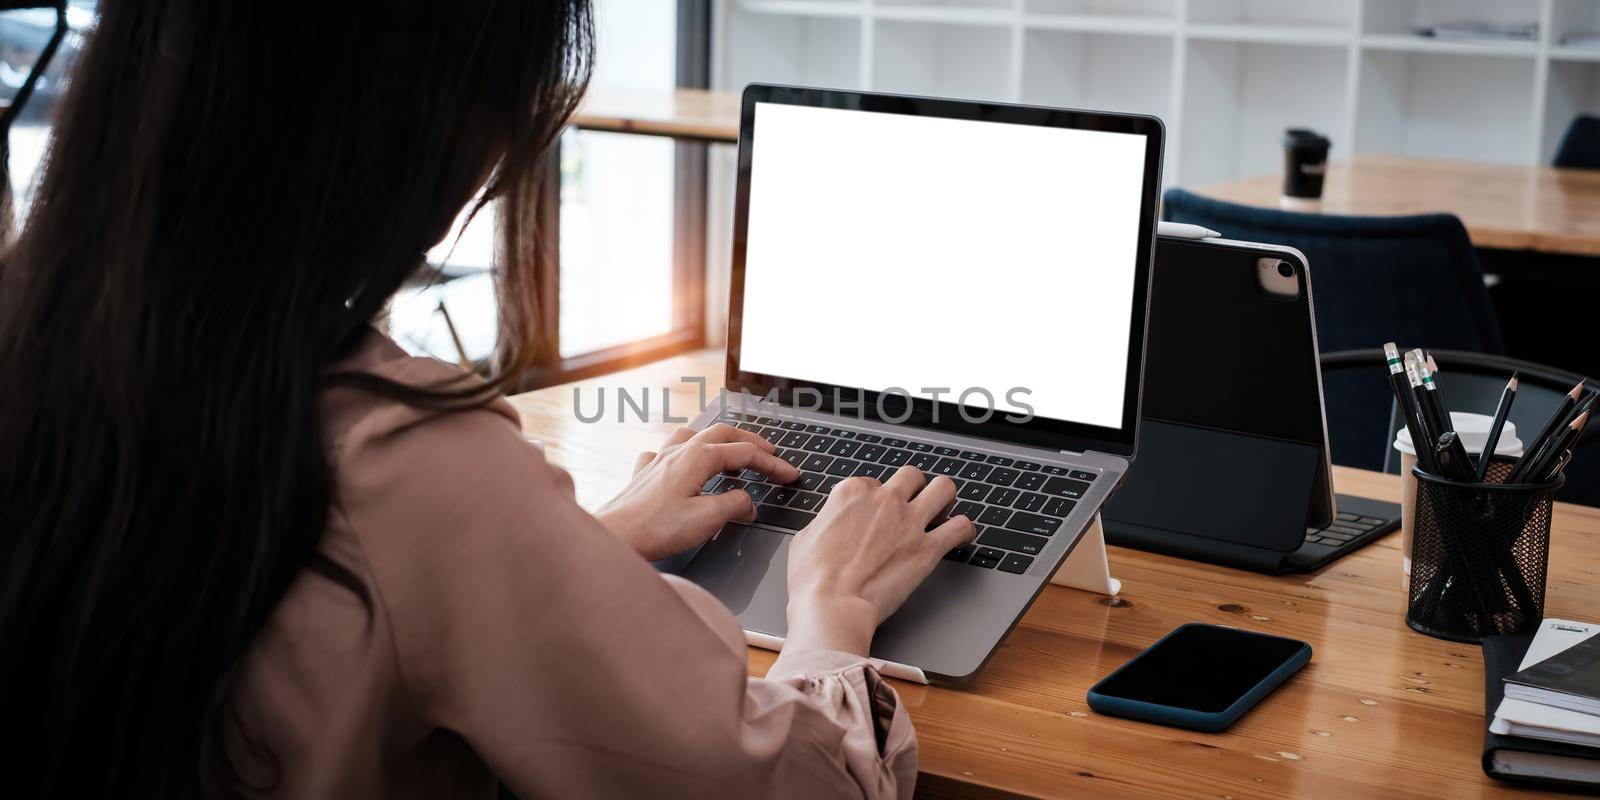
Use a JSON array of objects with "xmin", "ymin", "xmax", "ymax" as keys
[{"xmin": 1104, "ymin": 235, "xmax": 1335, "ymax": 563}]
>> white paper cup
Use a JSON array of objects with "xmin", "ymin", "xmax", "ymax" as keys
[
  {"xmin": 1393, "ymin": 412, "xmax": 1522, "ymax": 586},
  {"xmin": 1279, "ymin": 196, "xmax": 1323, "ymax": 212}
]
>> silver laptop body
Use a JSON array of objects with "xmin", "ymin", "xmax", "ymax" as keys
[{"xmin": 670, "ymin": 85, "xmax": 1165, "ymax": 683}]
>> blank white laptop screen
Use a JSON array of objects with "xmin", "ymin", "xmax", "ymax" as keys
[{"xmin": 738, "ymin": 102, "xmax": 1150, "ymax": 430}]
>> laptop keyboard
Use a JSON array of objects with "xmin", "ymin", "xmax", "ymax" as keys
[
  {"xmin": 1304, "ymin": 512, "xmax": 1386, "ymax": 549},
  {"xmin": 700, "ymin": 411, "xmax": 1096, "ymax": 575}
]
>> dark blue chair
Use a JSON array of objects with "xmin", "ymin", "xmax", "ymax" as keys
[
  {"xmin": 1553, "ymin": 114, "xmax": 1600, "ymax": 171},
  {"xmin": 1162, "ymin": 188, "xmax": 1505, "ymax": 472}
]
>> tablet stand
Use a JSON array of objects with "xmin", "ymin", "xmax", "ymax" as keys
[
  {"xmin": 1100, "ymin": 422, "xmax": 1330, "ymax": 574},
  {"xmin": 1048, "ymin": 512, "xmax": 1121, "ymax": 596}
]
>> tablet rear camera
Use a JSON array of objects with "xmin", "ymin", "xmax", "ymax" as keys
[{"xmin": 1255, "ymin": 257, "xmax": 1300, "ymax": 299}]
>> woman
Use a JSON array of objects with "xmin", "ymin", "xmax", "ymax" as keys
[{"xmin": 0, "ymin": 2, "xmax": 975, "ymax": 797}]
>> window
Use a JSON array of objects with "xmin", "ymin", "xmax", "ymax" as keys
[
  {"xmin": 557, "ymin": 1, "xmax": 680, "ymax": 358},
  {"xmin": 2, "ymin": 2, "xmax": 96, "ymax": 221},
  {"xmin": 558, "ymin": 129, "xmax": 678, "ymax": 358},
  {"xmin": 389, "ymin": 209, "xmax": 499, "ymax": 365},
  {"xmin": 3, "ymin": 2, "xmax": 711, "ymax": 383},
  {"xmin": 391, "ymin": 0, "xmax": 710, "ymax": 386}
]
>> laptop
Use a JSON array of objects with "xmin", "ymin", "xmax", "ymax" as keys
[{"xmin": 673, "ymin": 84, "xmax": 1165, "ymax": 683}]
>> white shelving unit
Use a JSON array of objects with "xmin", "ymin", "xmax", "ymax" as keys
[{"xmin": 712, "ymin": 0, "xmax": 1600, "ymax": 185}]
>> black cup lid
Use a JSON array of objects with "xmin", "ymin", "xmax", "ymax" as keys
[{"xmin": 1283, "ymin": 128, "xmax": 1330, "ymax": 150}]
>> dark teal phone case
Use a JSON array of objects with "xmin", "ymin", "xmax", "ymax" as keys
[{"xmin": 1085, "ymin": 623, "xmax": 1312, "ymax": 732}]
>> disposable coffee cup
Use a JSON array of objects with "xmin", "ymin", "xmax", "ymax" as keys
[
  {"xmin": 1282, "ymin": 128, "xmax": 1330, "ymax": 201},
  {"xmin": 1393, "ymin": 412, "xmax": 1522, "ymax": 587}
]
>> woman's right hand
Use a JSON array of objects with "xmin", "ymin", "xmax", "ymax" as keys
[{"xmin": 783, "ymin": 467, "xmax": 977, "ymax": 657}]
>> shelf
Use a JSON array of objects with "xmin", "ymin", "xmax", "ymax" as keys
[
  {"xmin": 1186, "ymin": 23, "xmax": 1349, "ymax": 47},
  {"xmin": 1361, "ymin": 0, "xmax": 1543, "ymax": 36},
  {"xmin": 872, "ymin": 19, "xmax": 1012, "ymax": 100},
  {"xmin": 1550, "ymin": 46, "xmax": 1600, "ymax": 63},
  {"xmin": 1359, "ymin": 33, "xmax": 1539, "ymax": 58},
  {"xmin": 1547, "ymin": 45, "xmax": 1600, "ymax": 198},
  {"xmin": 1542, "ymin": 59, "xmax": 1600, "ymax": 160},
  {"xmin": 1023, "ymin": 13, "xmax": 1176, "ymax": 35},
  {"xmin": 877, "ymin": 0, "xmax": 1013, "ymax": 5},
  {"xmin": 1188, "ymin": 0, "xmax": 1355, "ymax": 32},
  {"xmin": 1025, "ymin": 0, "xmax": 1176, "ymax": 17},
  {"xmin": 872, "ymin": 5, "xmax": 1013, "ymax": 26},
  {"xmin": 1552, "ymin": 0, "xmax": 1600, "ymax": 59},
  {"xmin": 724, "ymin": 9, "xmax": 863, "ymax": 90},
  {"xmin": 715, "ymin": 0, "xmax": 1600, "ymax": 185},
  {"xmin": 1180, "ymin": 39, "xmax": 1350, "ymax": 188},
  {"xmin": 735, "ymin": 0, "xmax": 865, "ymax": 18},
  {"xmin": 1355, "ymin": 48, "xmax": 1537, "ymax": 165},
  {"xmin": 1021, "ymin": 28, "xmax": 1173, "ymax": 118}
]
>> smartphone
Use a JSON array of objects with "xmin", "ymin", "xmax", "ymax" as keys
[{"xmin": 1086, "ymin": 623, "xmax": 1311, "ymax": 732}]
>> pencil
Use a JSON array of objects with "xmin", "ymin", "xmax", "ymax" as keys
[
  {"xmin": 1531, "ymin": 410, "xmax": 1589, "ymax": 484},
  {"xmin": 1423, "ymin": 354, "xmax": 1456, "ymax": 435},
  {"xmin": 1508, "ymin": 380, "xmax": 1584, "ymax": 484},
  {"xmin": 1385, "ymin": 344, "xmax": 1436, "ymax": 474},
  {"xmin": 1477, "ymin": 373, "xmax": 1518, "ymax": 482},
  {"xmin": 1411, "ymin": 350, "xmax": 1448, "ymax": 435},
  {"xmin": 1407, "ymin": 351, "xmax": 1439, "ymax": 435},
  {"xmin": 1566, "ymin": 389, "xmax": 1598, "ymax": 433},
  {"xmin": 1551, "ymin": 391, "xmax": 1600, "ymax": 473},
  {"xmin": 1404, "ymin": 352, "xmax": 1440, "ymax": 471}
]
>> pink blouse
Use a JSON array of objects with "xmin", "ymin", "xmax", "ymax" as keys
[{"xmin": 230, "ymin": 333, "xmax": 917, "ymax": 798}]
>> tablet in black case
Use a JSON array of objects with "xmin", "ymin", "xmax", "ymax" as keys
[{"xmin": 1104, "ymin": 235, "xmax": 1399, "ymax": 573}]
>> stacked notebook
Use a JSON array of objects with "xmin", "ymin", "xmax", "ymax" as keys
[{"xmin": 1483, "ymin": 619, "xmax": 1600, "ymax": 790}]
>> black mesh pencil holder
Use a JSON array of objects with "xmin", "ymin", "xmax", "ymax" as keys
[{"xmin": 1405, "ymin": 459, "xmax": 1562, "ymax": 643}]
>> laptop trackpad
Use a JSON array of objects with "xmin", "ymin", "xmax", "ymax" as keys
[{"xmin": 679, "ymin": 524, "xmax": 790, "ymax": 620}]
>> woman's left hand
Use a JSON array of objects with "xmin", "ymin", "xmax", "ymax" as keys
[{"xmin": 595, "ymin": 423, "xmax": 800, "ymax": 561}]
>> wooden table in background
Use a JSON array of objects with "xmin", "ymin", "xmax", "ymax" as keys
[
  {"xmin": 1199, "ymin": 156, "xmax": 1600, "ymax": 258},
  {"xmin": 572, "ymin": 87, "xmax": 739, "ymax": 143},
  {"xmin": 509, "ymin": 350, "xmax": 1599, "ymax": 799},
  {"xmin": 571, "ymin": 92, "xmax": 1600, "ymax": 261}
]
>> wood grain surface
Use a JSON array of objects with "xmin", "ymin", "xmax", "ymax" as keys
[
  {"xmin": 572, "ymin": 87, "xmax": 739, "ymax": 143},
  {"xmin": 1199, "ymin": 156, "xmax": 1600, "ymax": 258},
  {"xmin": 508, "ymin": 350, "xmax": 1598, "ymax": 798}
]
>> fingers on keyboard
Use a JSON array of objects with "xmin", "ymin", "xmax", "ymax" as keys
[{"xmin": 712, "ymin": 417, "xmax": 1080, "ymax": 572}]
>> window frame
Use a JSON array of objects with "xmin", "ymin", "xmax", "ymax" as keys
[{"xmin": 513, "ymin": 0, "xmax": 712, "ymax": 391}]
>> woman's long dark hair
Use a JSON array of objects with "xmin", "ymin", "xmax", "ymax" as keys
[{"xmin": 0, "ymin": 1, "xmax": 591, "ymax": 795}]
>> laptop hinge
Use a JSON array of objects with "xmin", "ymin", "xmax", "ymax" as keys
[
  {"xmin": 1089, "ymin": 448, "xmax": 1138, "ymax": 467},
  {"xmin": 1082, "ymin": 449, "xmax": 1130, "ymax": 461}
]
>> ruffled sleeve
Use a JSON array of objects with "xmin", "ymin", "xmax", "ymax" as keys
[{"xmin": 664, "ymin": 573, "xmax": 918, "ymax": 799}]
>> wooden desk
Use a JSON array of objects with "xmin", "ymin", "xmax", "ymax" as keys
[
  {"xmin": 508, "ymin": 350, "xmax": 1599, "ymax": 798},
  {"xmin": 572, "ymin": 87, "xmax": 739, "ymax": 143},
  {"xmin": 1199, "ymin": 156, "xmax": 1600, "ymax": 258}
]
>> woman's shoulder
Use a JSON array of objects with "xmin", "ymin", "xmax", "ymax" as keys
[
  {"xmin": 321, "ymin": 330, "xmax": 522, "ymax": 453},
  {"xmin": 319, "ymin": 331, "xmax": 576, "ymax": 554}
]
